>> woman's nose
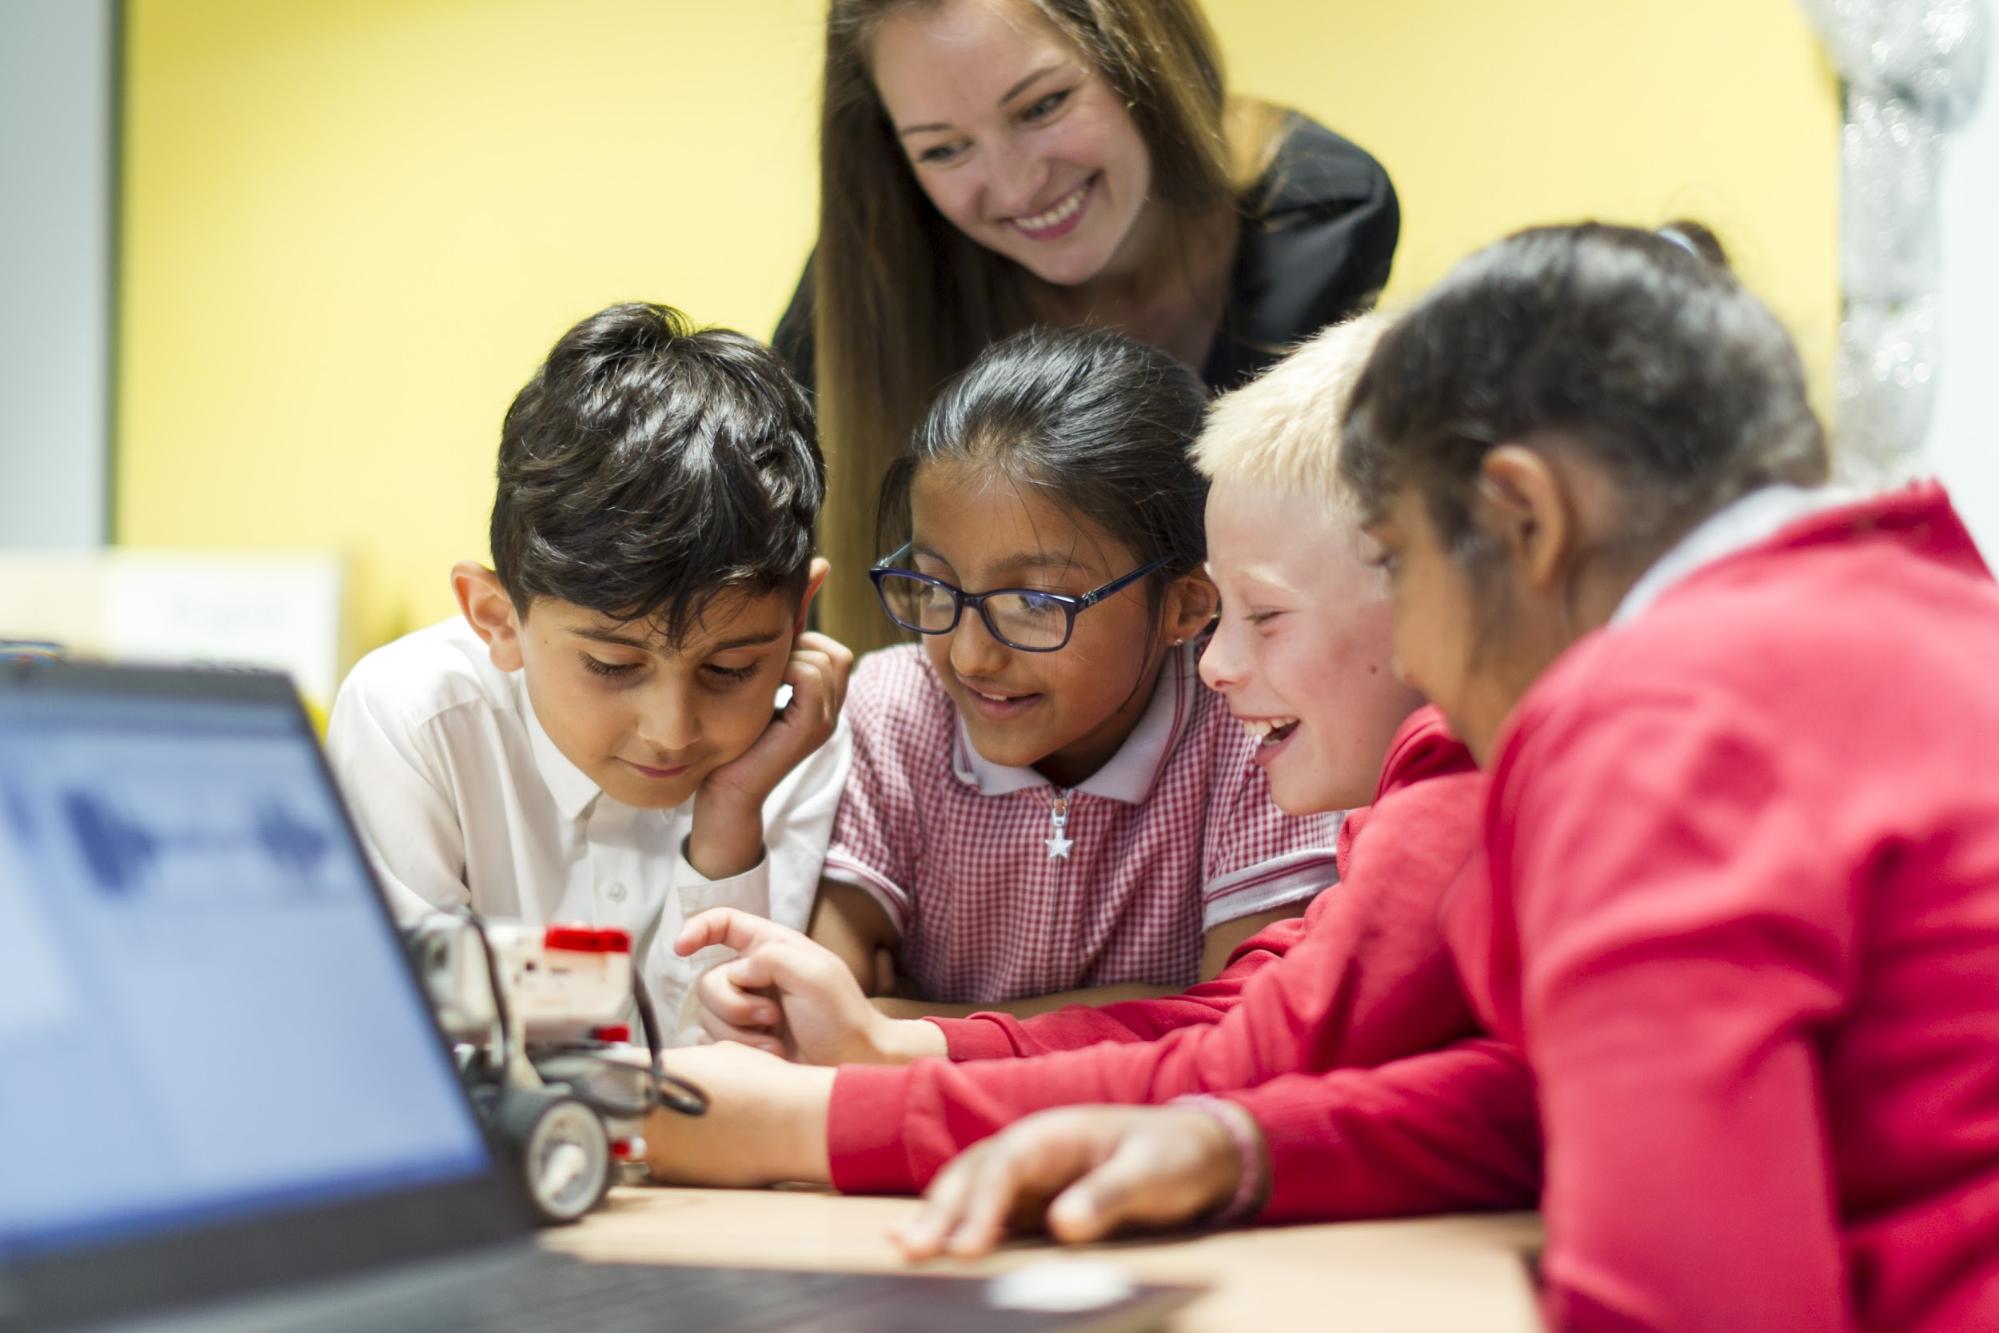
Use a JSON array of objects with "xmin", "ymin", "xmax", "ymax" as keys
[{"xmin": 984, "ymin": 140, "xmax": 1048, "ymax": 216}]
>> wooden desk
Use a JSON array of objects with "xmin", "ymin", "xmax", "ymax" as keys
[{"xmin": 546, "ymin": 1188, "xmax": 1545, "ymax": 1330}]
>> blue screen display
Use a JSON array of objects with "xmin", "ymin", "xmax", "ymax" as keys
[{"xmin": 0, "ymin": 687, "xmax": 492, "ymax": 1257}]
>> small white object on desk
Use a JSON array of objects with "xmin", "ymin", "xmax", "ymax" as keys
[{"xmin": 985, "ymin": 1260, "xmax": 1137, "ymax": 1312}]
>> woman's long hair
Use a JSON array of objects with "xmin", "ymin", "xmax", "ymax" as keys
[{"xmin": 813, "ymin": 0, "xmax": 1282, "ymax": 651}]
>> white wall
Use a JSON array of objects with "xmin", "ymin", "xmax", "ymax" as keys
[
  {"xmin": 1930, "ymin": 35, "xmax": 1999, "ymax": 559},
  {"xmin": 0, "ymin": 0, "xmax": 115, "ymax": 549}
]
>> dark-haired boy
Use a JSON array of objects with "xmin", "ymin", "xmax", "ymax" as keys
[{"xmin": 328, "ymin": 303, "xmax": 852, "ymax": 1036}]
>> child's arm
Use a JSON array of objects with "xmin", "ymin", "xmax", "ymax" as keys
[
  {"xmin": 806, "ymin": 879, "xmax": 900, "ymax": 993},
  {"xmin": 862, "ymin": 901, "xmax": 1309, "ymax": 1022},
  {"xmin": 691, "ymin": 898, "xmax": 1313, "ymax": 1064},
  {"xmin": 887, "ymin": 1039, "xmax": 1540, "ymax": 1259},
  {"xmin": 1499, "ymin": 697, "xmax": 1851, "ymax": 1331}
]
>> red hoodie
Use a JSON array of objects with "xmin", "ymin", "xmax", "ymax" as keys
[
  {"xmin": 1452, "ymin": 483, "xmax": 1999, "ymax": 1331},
  {"xmin": 830, "ymin": 709, "xmax": 1543, "ymax": 1223}
]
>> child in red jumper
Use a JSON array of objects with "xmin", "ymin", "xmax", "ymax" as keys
[
  {"xmin": 641, "ymin": 319, "xmax": 1542, "ymax": 1250},
  {"xmin": 1341, "ymin": 221, "xmax": 1999, "ymax": 1331}
]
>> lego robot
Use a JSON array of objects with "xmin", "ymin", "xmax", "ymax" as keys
[{"xmin": 405, "ymin": 915, "xmax": 708, "ymax": 1224}]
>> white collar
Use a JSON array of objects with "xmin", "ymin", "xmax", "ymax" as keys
[
  {"xmin": 950, "ymin": 640, "xmax": 1200, "ymax": 802},
  {"xmin": 1612, "ymin": 484, "xmax": 1860, "ymax": 627},
  {"xmin": 517, "ymin": 673, "xmax": 604, "ymax": 822}
]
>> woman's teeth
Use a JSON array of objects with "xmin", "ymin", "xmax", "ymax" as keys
[
  {"xmin": 1241, "ymin": 717, "xmax": 1299, "ymax": 746},
  {"xmin": 1017, "ymin": 182, "xmax": 1088, "ymax": 231}
]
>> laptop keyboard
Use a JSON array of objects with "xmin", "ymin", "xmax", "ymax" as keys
[
  {"xmin": 235, "ymin": 1250, "xmax": 1183, "ymax": 1333},
  {"xmin": 289, "ymin": 1254, "xmax": 892, "ymax": 1331}
]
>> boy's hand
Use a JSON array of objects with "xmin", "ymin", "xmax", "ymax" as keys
[
  {"xmin": 640, "ymin": 1042, "xmax": 835, "ymax": 1187},
  {"xmin": 687, "ymin": 630, "xmax": 853, "ymax": 879},
  {"xmin": 677, "ymin": 908, "xmax": 945, "ymax": 1067},
  {"xmin": 890, "ymin": 1105, "xmax": 1247, "ymax": 1260}
]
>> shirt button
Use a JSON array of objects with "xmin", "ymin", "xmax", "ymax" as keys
[{"xmin": 604, "ymin": 882, "xmax": 628, "ymax": 904}]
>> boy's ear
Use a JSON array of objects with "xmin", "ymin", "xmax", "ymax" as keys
[
  {"xmin": 793, "ymin": 557, "xmax": 831, "ymax": 637},
  {"xmin": 1162, "ymin": 565, "xmax": 1220, "ymax": 647},
  {"xmin": 452, "ymin": 561, "xmax": 526, "ymax": 672},
  {"xmin": 1474, "ymin": 445, "xmax": 1572, "ymax": 592}
]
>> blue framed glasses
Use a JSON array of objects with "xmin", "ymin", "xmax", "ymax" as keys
[{"xmin": 868, "ymin": 542, "xmax": 1170, "ymax": 652}]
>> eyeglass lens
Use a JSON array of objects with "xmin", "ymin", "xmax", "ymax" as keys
[{"xmin": 875, "ymin": 572, "xmax": 1072, "ymax": 650}]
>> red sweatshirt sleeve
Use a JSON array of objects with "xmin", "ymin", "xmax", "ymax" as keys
[
  {"xmin": 828, "ymin": 769, "xmax": 1503, "ymax": 1196},
  {"xmin": 926, "ymin": 909, "xmax": 1320, "ymax": 1059},
  {"xmin": 1223, "ymin": 1038, "xmax": 1540, "ymax": 1223},
  {"xmin": 1494, "ymin": 694, "xmax": 1855, "ymax": 1332}
]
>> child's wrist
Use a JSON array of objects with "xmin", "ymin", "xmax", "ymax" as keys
[
  {"xmin": 685, "ymin": 793, "xmax": 767, "ymax": 881},
  {"xmin": 780, "ymin": 1064, "xmax": 838, "ymax": 1183},
  {"xmin": 873, "ymin": 1016, "xmax": 949, "ymax": 1066},
  {"xmin": 1171, "ymin": 1095, "xmax": 1270, "ymax": 1224}
]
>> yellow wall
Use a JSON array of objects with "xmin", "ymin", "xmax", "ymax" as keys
[{"xmin": 118, "ymin": 0, "xmax": 1838, "ymax": 661}]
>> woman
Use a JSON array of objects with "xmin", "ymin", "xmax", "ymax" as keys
[{"xmin": 777, "ymin": 0, "xmax": 1398, "ymax": 651}]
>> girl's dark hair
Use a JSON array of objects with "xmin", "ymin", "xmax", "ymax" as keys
[
  {"xmin": 811, "ymin": 0, "xmax": 1284, "ymax": 652},
  {"xmin": 491, "ymin": 303, "xmax": 823, "ymax": 641},
  {"xmin": 877, "ymin": 325, "xmax": 1209, "ymax": 619},
  {"xmin": 1340, "ymin": 221, "xmax": 1829, "ymax": 567}
]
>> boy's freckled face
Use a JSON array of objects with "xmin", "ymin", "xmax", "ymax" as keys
[
  {"xmin": 907, "ymin": 462, "xmax": 1162, "ymax": 789},
  {"xmin": 1199, "ymin": 482, "xmax": 1421, "ymax": 814},
  {"xmin": 513, "ymin": 590, "xmax": 798, "ymax": 810}
]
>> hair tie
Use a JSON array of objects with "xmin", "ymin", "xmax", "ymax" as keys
[{"xmin": 1657, "ymin": 226, "xmax": 1701, "ymax": 259}]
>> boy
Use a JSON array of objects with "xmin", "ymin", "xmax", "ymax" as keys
[
  {"xmin": 637, "ymin": 318, "xmax": 1539, "ymax": 1244},
  {"xmin": 327, "ymin": 303, "xmax": 852, "ymax": 1033}
]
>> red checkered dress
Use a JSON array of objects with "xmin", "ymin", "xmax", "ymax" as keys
[{"xmin": 823, "ymin": 643, "xmax": 1344, "ymax": 1005}]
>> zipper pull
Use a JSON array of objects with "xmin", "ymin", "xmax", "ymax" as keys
[{"xmin": 1045, "ymin": 790, "xmax": 1073, "ymax": 861}]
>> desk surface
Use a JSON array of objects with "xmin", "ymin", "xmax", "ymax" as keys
[{"xmin": 545, "ymin": 1188, "xmax": 1544, "ymax": 1331}]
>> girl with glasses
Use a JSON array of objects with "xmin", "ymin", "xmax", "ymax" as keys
[{"xmin": 726, "ymin": 324, "xmax": 1343, "ymax": 1037}]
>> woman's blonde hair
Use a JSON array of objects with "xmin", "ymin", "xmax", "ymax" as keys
[{"xmin": 813, "ymin": 0, "xmax": 1283, "ymax": 650}]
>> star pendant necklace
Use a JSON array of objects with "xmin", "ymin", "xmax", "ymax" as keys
[{"xmin": 1045, "ymin": 790, "xmax": 1073, "ymax": 861}]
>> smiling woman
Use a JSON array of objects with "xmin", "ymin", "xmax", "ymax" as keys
[{"xmin": 779, "ymin": 0, "xmax": 1399, "ymax": 653}]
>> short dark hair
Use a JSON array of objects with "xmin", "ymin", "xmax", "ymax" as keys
[
  {"xmin": 1340, "ymin": 221, "xmax": 1828, "ymax": 567},
  {"xmin": 876, "ymin": 325, "xmax": 1209, "ymax": 623},
  {"xmin": 491, "ymin": 303, "xmax": 824, "ymax": 641}
]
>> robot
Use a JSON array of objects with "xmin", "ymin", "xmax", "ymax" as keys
[{"xmin": 405, "ymin": 916, "xmax": 708, "ymax": 1224}]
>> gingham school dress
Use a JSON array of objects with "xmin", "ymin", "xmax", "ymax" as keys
[{"xmin": 823, "ymin": 643, "xmax": 1343, "ymax": 1005}]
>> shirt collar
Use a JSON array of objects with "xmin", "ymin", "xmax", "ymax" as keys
[
  {"xmin": 1612, "ymin": 484, "xmax": 1861, "ymax": 627},
  {"xmin": 516, "ymin": 673, "xmax": 603, "ymax": 822},
  {"xmin": 949, "ymin": 640, "xmax": 1199, "ymax": 802}
]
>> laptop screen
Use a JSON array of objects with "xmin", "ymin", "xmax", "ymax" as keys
[{"xmin": 0, "ymin": 678, "xmax": 493, "ymax": 1262}]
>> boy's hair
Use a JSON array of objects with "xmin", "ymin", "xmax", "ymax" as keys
[
  {"xmin": 490, "ymin": 303, "xmax": 824, "ymax": 641},
  {"xmin": 876, "ymin": 326, "xmax": 1209, "ymax": 618},
  {"xmin": 1191, "ymin": 314, "xmax": 1389, "ymax": 510},
  {"xmin": 1339, "ymin": 221, "xmax": 1829, "ymax": 567}
]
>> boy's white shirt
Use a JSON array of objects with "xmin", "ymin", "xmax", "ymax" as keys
[{"xmin": 324, "ymin": 616, "xmax": 851, "ymax": 1042}]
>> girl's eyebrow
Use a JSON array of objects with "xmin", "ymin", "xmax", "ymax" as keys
[{"xmin": 912, "ymin": 543, "xmax": 1087, "ymax": 579}]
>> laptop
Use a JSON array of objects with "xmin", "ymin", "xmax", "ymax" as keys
[{"xmin": 0, "ymin": 661, "xmax": 1199, "ymax": 1331}]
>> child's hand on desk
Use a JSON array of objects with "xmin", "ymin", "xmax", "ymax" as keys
[
  {"xmin": 677, "ymin": 908, "xmax": 945, "ymax": 1067},
  {"xmin": 687, "ymin": 628, "xmax": 853, "ymax": 879},
  {"xmin": 891, "ymin": 1105, "xmax": 1250, "ymax": 1260},
  {"xmin": 640, "ymin": 1042, "xmax": 835, "ymax": 1188}
]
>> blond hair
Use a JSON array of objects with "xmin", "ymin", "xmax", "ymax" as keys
[{"xmin": 1191, "ymin": 314, "xmax": 1388, "ymax": 510}]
